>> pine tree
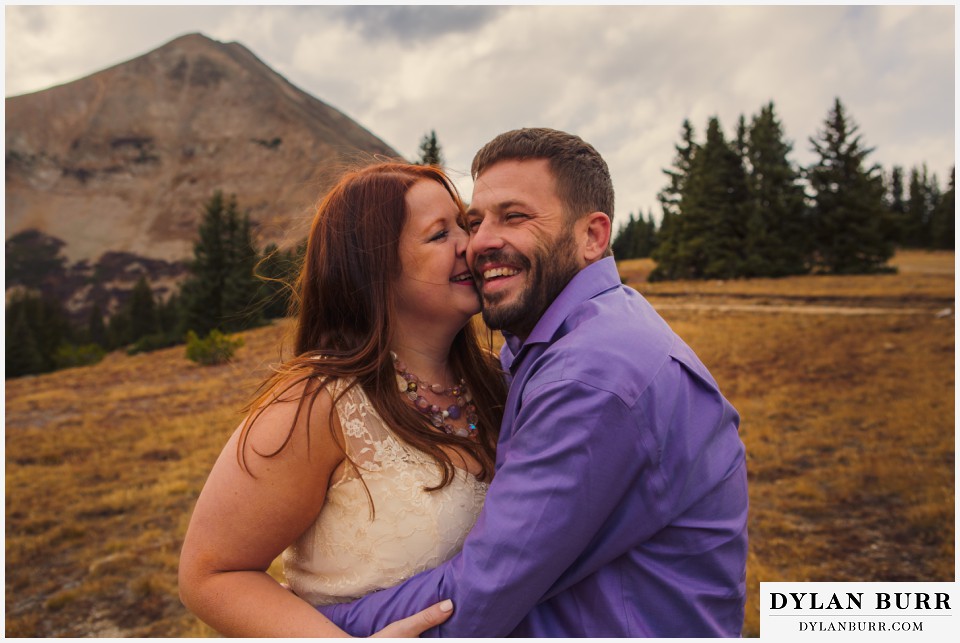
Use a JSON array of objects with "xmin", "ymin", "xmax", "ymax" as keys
[
  {"xmin": 613, "ymin": 210, "xmax": 659, "ymax": 260},
  {"xmin": 906, "ymin": 166, "xmax": 931, "ymax": 247},
  {"xmin": 657, "ymin": 120, "xmax": 698, "ymax": 220},
  {"xmin": 157, "ymin": 293, "xmax": 182, "ymax": 337},
  {"xmin": 806, "ymin": 98, "xmax": 893, "ymax": 274},
  {"xmin": 4, "ymin": 292, "xmax": 73, "ymax": 375},
  {"xmin": 5, "ymin": 302, "xmax": 46, "ymax": 377},
  {"xmin": 128, "ymin": 276, "xmax": 160, "ymax": 341},
  {"xmin": 742, "ymin": 101, "xmax": 810, "ymax": 276},
  {"xmin": 652, "ymin": 121, "xmax": 697, "ymax": 279},
  {"xmin": 107, "ymin": 308, "xmax": 132, "ymax": 349},
  {"xmin": 929, "ymin": 167, "xmax": 955, "ymax": 250},
  {"xmin": 5, "ymin": 230, "xmax": 67, "ymax": 290},
  {"xmin": 654, "ymin": 117, "xmax": 750, "ymax": 279},
  {"xmin": 612, "ymin": 214, "xmax": 639, "ymax": 259},
  {"xmin": 180, "ymin": 192, "xmax": 264, "ymax": 336},
  {"xmin": 885, "ymin": 166, "xmax": 908, "ymax": 246},
  {"xmin": 219, "ymin": 204, "xmax": 263, "ymax": 331},
  {"xmin": 416, "ymin": 130, "xmax": 445, "ymax": 167},
  {"xmin": 87, "ymin": 303, "xmax": 108, "ymax": 347}
]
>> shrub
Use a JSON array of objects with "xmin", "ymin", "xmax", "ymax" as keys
[
  {"xmin": 127, "ymin": 333, "xmax": 181, "ymax": 356},
  {"xmin": 185, "ymin": 329, "xmax": 243, "ymax": 366},
  {"xmin": 53, "ymin": 343, "xmax": 106, "ymax": 369}
]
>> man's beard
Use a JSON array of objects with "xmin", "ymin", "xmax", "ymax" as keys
[{"xmin": 478, "ymin": 228, "xmax": 581, "ymax": 338}]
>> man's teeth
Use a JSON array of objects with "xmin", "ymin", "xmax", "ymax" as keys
[{"xmin": 483, "ymin": 267, "xmax": 521, "ymax": 280}]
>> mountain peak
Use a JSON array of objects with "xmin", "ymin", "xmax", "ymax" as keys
[{"xmin": 6, "ymin": 35, "xmax": 401, "ymax": 271}]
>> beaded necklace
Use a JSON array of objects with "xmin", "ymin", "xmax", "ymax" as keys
[{"xmin": 391, "ymin": 351, "xmax": 479, "ymax": 439}]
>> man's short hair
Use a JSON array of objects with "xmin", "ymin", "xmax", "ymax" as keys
[{"xmin": 471, "ymin": 127, "xmax": 615, "ymax": 225}]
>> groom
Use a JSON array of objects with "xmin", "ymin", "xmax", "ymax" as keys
[{"xmin": 321, "ymin": 128, "xmax": 748, "ymax": 637}]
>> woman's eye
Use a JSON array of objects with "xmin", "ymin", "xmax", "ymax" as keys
[{"xmin": 430, "ymin": 229, "xmax": 449, "ymax": 242}]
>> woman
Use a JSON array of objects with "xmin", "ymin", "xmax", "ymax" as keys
[{"xmin": 178, "ymin": 162, "xmax": 507, "ymax": 636}]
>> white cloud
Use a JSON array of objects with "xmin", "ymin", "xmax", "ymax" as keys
[{"xmin": 4, "ymin": 4, "xmax": 955, "ymax": 225}]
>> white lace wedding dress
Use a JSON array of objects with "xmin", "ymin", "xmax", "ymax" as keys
[{"xmin": 283, "ymin": 378, "xmax": 488, "ymax": 606}]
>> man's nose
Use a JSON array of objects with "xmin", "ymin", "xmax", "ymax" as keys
[{"xmin": 467, "ymin": 219, "xmax": 503, "ymax": 262}]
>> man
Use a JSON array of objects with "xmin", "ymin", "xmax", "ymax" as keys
[{"xmin": 318, "ymin": 128, "xmax": 748, "ymax": 637}]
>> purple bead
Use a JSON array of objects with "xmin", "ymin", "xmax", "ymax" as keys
[
  {"xmin": 415, "ymin": 396, "xmax": 430, "ymax": 411},
  {"xmin": 446, "ymin": 405, "xmax": 461, "ymax": 420}
]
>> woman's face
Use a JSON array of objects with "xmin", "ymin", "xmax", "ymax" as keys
[{"xmin": 394, "ymin": 179, "xmax": 480, "ymax": 331}]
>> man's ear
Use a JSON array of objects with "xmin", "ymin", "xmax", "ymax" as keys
[{"xmin": 580, "ymin": 212, "xmax": 612, "ymax": 263}]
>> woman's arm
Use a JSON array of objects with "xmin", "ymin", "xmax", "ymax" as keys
[{"xmin": 178, "ymin": 381, "xmax": 351, "ymax": 636}]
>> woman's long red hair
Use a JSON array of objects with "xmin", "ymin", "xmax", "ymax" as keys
[{"xmin": 239, "ymin": 162, "xmax": 506, "ymax": 492}]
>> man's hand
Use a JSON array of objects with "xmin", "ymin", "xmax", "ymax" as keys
[{"xmin": 369, "ymin": 599, "xmax": 453, "ymax": 637}]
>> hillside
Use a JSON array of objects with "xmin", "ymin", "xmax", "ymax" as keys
[
  {"xmin": 4, "ymin": 251, "xmax": 954, "ymax": 637},
  {"xmin": 5, "ymin": 33, "xmax": 401, "ymax": 315}
]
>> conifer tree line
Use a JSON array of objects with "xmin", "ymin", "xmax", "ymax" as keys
[
  {"xmin": 6, "ymin": 190, "xmax": 304, "ymax": 378},
  {"xmin": 612, "ymin": 97, "xmax": 954, "ymax": 281},
  {"xmin": 5, "ymin": 115, "xmax": 952, "ymax": 377},
  {"xmin": 7, "ymin": 131, "xmax": 448, "ymax": 379}
]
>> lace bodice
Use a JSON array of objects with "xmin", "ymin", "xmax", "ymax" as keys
[{"xmin": 283, "ymin": 378, "xmax": 488, "ymax": 606}]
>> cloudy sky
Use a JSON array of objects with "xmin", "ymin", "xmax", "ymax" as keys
[{"xmin": 4, "ymin": 4, "xmax": 955, "ymax": 227}]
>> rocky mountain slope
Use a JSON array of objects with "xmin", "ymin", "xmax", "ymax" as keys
[{"xmin": 5, "ymin": 33, "xmax": 401, "ymax": 315}]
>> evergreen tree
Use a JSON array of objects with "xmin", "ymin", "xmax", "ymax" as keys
[
  {"xmin": 734, "ymin": 114, "xmax": 749, "ymax": 160},
  {"xmin": 5, "ymin": 302, "xmax": 46, "ymax": 377},
  {"xmin": 929, "ymin": 167, "xmax": 955, "ymax": 250},
  {"xmin": 657, "ymin": 120, "xmax": 698, "ymax": 220},
  {"xmin": 906, "ymin": 166, "xmax": 929, "ymax": 247},
  {"xmin": 806, "ymin": 98, "xmax": 893, "ymax": 274},
  {"xmin": 885, "ymin": 166, "xmax": 908, "ymax": 245},
  {"xmin": 653, "ymin": 117, "xmax": 751, "ymax": 279},
  {"xmin": 127, "ymin": 276, "xmax": 160, "ymax": 341},
  {"xmin": 613, "ymin": 210, "xmax": 659, "ymax": 260},
  {"xmin": 107, "ymin": 308, "xmax": 132, "ymax": 349},
  {"xmin": 180, "ymin": 192, "xmax": 264, "ymax": 336},
  {"xmin": 652, "ymin": 121, "xmax": 697, "ymax": 278},
  {"xmin": 742, "ymin": 101, "xmax": 810, "ymax": 276},
  {"xmin": 4, "ymin": 292, "xmax": 73, "ymax": 375},
  {"xmin": 220, "ymin": 206, "xmax": 263, "ymax": 331},
  {"xmin": 5, "ymin": 230, "xmax": 68, "ymax": 290},
  {"xmin": 157, "ymin": 293, "xmax": 182, "ymax": 337},
  {"xmin": 416, "ymin": 130, "xmax": 445, "ymax": 167},
  {"xmin": 87, "ymin": 303, "xmax": 108, "ymax": 347}
]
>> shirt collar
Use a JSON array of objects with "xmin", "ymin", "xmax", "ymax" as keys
[{"xmin": 500, "ymin": 256, "xmax": 621, "ymax": 371}]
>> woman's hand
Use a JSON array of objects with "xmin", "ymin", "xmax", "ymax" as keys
[{"xmin": 370, "ymin": 600, "xmax": 454, "ymax": 637}]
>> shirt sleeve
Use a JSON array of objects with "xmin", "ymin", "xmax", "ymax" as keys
[{"xmin": 318, "ymin": 378, "xmax": 661, "ymax": 637}]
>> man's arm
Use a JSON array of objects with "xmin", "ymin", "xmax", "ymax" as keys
[{"xmin": 320, "ymin": 379, "xmax": 667, "ymax": 636}]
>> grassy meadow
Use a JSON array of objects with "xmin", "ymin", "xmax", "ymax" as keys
[{"xmin": 5, "ymin": 250, "xmax": 955, "ymax": 637}]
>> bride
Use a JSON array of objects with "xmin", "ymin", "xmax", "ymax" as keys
[{"xmin": 178, "ymin": 162, "xmax": 507, "ymax": 636}]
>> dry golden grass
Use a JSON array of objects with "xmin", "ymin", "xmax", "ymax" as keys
[{"xmin": 5, "ymin": 251, "xmax": 954, "ymax": 637}]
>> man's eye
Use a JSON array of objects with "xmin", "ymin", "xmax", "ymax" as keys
[
  {"xmin": 467, "ymin": 219, "xmax": 482, "ymax": 231},
  {"xmin": 506, "ymin": 212, "xmax": 528, "ymax": 222}
]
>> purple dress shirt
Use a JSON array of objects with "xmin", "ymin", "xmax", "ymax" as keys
[{"xmin": 318, "ymin": 257, "xmax": 748, "ymax": 637}]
